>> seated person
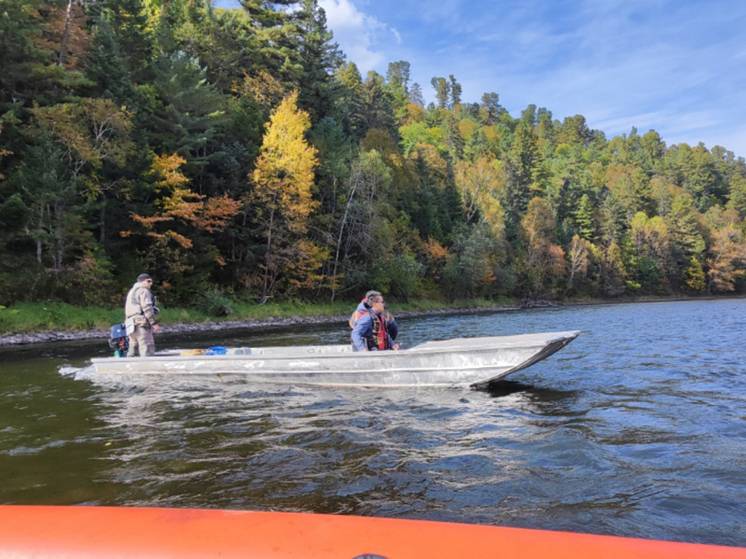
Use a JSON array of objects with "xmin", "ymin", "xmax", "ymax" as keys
[
  {"xmin": 348, "ymin": 289, "xmax": 380, "ymax": 328},
  {"xmin": 351, "ymin": 291, "xmax": 399, "ymax": 351}
]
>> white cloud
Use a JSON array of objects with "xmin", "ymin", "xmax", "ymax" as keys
[
  {"xmin": 407, "ymin": 1, "xmax": 745, "ymax": 156},
  {"xmin": 319, "ymin": 0, "xmax": 400, "ymax": 73}
]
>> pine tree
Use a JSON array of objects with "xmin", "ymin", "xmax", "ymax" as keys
[
  {"xmin": 295, "ymin": 0, "xmax": 343, "ymax": 119},
  {"xmin": 150, "ymin": 51, "xmax": 227, "ymax": 172},
  {"xmin": 430, "ymin": 77, "xmax": 450, "ymax": 109},
  {"xmin": 444, "ymin": 113, "xmax": 464, "ymax": 161},
  {"xmin": 726, "ymin": 174, "xmax": 746, "ymax": 218},
  {"xmin": 574, "ymin": 193, "xmax": 595, "ymax": 241},
  {"xmin": 667, "ymin": 194, "xmax": 705, "ymax": 288},
  {"xmin": 464, "ymin": 128, "xmax": 490, "ymax": 161},
  {"xmin": 386, "ymin": 61, "xmax": 411, "ymax": 94},
  {"xmin": 602, "ymin": 240, "xmax": 626, "ymax": 296},
  {"xmin": 361, "ymin": 71, "xmax": 396, "ymax": 135},
  {"xmin": 479, "ymin": 92, "xmax": 502, "ymax": 124},
  {"xmin": 409, "ymin": 82, "xmax": 424, "ymax": 107},
  {"xmin": 98, "ymin": 0, "xmax": 152, "ymax": 79},
  {"xmin": 448, "ymin": 74, "xmax": 462, "ymax": 106},
  {"xmin": 685, "ymin": 256, "xmax": 705, "ymax": 292},
  {"xmin": 86, "ymin": 14, "xmax": 134, "ymax": 103},
  {"xmin": 504, "ymin": 122, "xmax": 539, "ymax": 238},
  {"xmin": 334, "ymin": 62, "xmax": 366, "ymax": 140}
]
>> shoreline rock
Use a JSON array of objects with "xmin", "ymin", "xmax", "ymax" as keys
[
  {"xmin": 1, "ymin": 294, "xmax": 739, "ymax": 349},
  {"xmin": 0, "ymin": 304, "xmax": 522, "ymax": 348}
]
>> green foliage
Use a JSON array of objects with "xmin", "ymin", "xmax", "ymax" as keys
[
  {"xmin": 149, "ymin": 51, "xmax": 226, "ymax": 168},
  {"xmin": 685, "ymin": 256, "xmax": 706, "ymax": 292},
  {"xmin": 198, "ymin": 288, "xmax": 234, "ymax": 317},
  {"xmin": 372, "ymin": 252, "xmax": 422, "ymax": 301},
  {"xmin": 1, "ymin": 0, "xmax": 745, "ymax": 315},
  {"xmin": 443, "ymin": 223, "xmax": 502, "ymax": 299},
  {"xmin": 574, "ymin": 194, "xmax": 595, "ymax": 241},
  {"xmin": 399, "ymin": 122, "xmax": 444, "ymax": 155},
  {"xmin": 430, "ymin": 77, "xmax": 450, "ymax": 109}
]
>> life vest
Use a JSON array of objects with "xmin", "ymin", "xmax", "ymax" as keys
[{"xmin": 367, "ymin": 310, "xmax": 391, "ymax": 351}]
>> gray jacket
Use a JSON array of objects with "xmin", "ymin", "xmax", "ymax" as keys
[{"xmin": 125, "ymin": 282, "xmax": 159, "ymax": 327}]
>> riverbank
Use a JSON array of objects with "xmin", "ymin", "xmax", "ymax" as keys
[
  {"xmin": 0, "ymin": 298, "xmax": 520, "ymax": 347},
  {"xmin": 1, "ymin": 294, "xmax": 739, "ymax": 348}
]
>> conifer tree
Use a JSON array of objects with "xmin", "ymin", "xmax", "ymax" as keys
[
  {"xmin": 295, "ymin": 0, "xmax": 343, "ymax": 119},
  {"xmin": 361, "ymin": 71, "xmax": 396, "ymax": 135},
  {"xmin": 449, "ymin": 75, "xmax": 462, "ymax": 106},
  {"xmin": 479, "ymin": 92, "xmax": 502, "ymax": 124},
  {"xmin": 98, "ymin": 0, "xmax": 152, "ymax": 79},
  {"xmin": 602, "ymin": 240, "xmax": 626, "ymax": 296},
  {"xmin": 387, "ymin": 61, "xmax": 411, "ymax": 94},
  {"xmin": 409, "ymin": 83, "xmax": 425, "ymax": 107},
  {"xmin": 150, "ymin": 51, "xmax": 227, "ymax": 173},
  {"xmin": 667, "ymin": 194, "xmax": 705, "ymax": 288},
  {"xmin": 334, "ymin": 62, "xmax": 366, "ymax": 140},
  {"xmin": 574, "ymin": 193, "xmax": 595, "ymax": 241},
  {"xmin": 504, "ymin": 121, "xmax": 539, "ymax": 238},
  {"xmin": 445, "ymin": 113, "xmax": 464, "ymax": 161},
  {"xmin": 430, "ymin": 77, "xmax": 450, "ymax": 109}
]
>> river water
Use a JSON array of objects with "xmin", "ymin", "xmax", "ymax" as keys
[{"xmin": 1, "ymin": 299, "xmax": 745, "ymax": 546}]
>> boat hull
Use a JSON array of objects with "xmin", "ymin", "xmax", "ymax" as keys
[
  {"xmin": 89, "ymin": 331, "xmax": 580, "ymax": 387},
  {"xmin": 1, "ymin": 506, "xmax": 743, "ymax": 558}
]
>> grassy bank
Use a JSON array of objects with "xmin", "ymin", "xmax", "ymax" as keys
[{"xmin": 0, "ymin": 298, "xmax": 511, "ymax": 335}]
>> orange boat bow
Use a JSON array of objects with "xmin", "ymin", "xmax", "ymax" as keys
[{"xmin": 0, "ymin": 506, "xmax": 744, "ymax": 558}]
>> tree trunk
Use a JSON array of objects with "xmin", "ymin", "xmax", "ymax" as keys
[
  {"xmin": 99, "ymin": 200, "xmax": 106, "ymax": 244},
  {"xmin": 53, "ymin": 200, "xmax": 64, "ymax": 272},
  {"xmin": 58, "ymin": 0, "xmax": 75, "ymax": 67},
  {"xmin": 35, "ymin": 203, "xmax": 45, "ymax": 264},
  {"xmin": 261, "ymin": 206, "xmax": 275, "ymax": 303},
  {"xmin": 330, "ymin": 175, "xmax": 359, "ymax": 302}
]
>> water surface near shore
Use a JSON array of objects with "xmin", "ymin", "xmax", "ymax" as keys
[{"xmin": 1, "ymin": 299, "xmax": 745, "ymax": 546}]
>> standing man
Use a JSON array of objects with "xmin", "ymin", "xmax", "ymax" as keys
[
  {"xmin": 351, "ymin": 291, "xmax": 399, "ymax": 351},
  {"xmin": 125, "ymin": 273, "xmax": 161, "ymax": 357}
]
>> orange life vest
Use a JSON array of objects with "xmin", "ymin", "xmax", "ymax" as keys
[{"xmin": 370, "ymin": 311, "xmax": 391, "ymax": 350}]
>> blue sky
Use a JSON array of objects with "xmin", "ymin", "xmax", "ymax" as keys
[{"xmin": 215, "ymin": 0, "xmax": 746, "ymax": 157}]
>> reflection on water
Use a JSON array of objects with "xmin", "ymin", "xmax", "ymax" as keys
[{"xmin": 1, "ymin": 299, "xmax": 746, "ymax": 546}]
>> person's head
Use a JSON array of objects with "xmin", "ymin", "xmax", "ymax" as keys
[
  {"xmin": 137, "ymin": 273, "xmax": 153, "ymax": 287},
  {"xmin": 366, "ymin": 291, "xmax": 385, "ymax": 313},
  {"xmin": 364, "ymin": 290, "xmax": 381, "ymax": 303}
]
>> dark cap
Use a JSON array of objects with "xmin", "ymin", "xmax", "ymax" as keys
[{"xmin": 137, "ymin": 273, "xmax": 152, "ymax": 282}]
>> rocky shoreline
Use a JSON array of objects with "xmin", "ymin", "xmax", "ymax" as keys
[
  {"xmin": 0, "ymin": 304, "xmax": 528, "ymax": 348},
  {"xmin": 3, "ymin": 294, "xmax": 733, "ymax": 349}
]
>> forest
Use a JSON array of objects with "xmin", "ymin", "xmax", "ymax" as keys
[{"xmin": 2, "ymin": 0, "xmax": 746, "ymax": 312}]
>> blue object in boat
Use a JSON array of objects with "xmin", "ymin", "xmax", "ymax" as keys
[{"xmin": 205, "ymin": 346, "xmax": 227, "ymax": 355}]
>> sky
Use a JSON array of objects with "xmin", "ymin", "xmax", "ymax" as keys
[{"xmin": 214, "ymin": 0, "xmax": 746, "ymax": 157}]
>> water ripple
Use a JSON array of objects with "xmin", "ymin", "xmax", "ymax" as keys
[{"xmin": 1, "ymin": 299, "xmax": 746, "ymax": 546}]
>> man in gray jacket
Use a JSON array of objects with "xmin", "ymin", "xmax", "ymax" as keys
[{"xmin": 124, "ymin": 273, "xmax": 161, "ymax": 357}]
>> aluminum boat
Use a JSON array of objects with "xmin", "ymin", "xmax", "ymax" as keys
[{"xmin": 89, "ymin": 330, "xmax": 580, "ymax": 388}]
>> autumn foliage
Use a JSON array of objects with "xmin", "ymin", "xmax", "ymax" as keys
[{"xmin": 1, "ymin": 0, "xmax": 745, "ymax": 308}]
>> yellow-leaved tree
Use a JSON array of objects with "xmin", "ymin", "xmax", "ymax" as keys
[{"xmin": 251, "ymin": 91, "xmax": 325, "ymax": 301}]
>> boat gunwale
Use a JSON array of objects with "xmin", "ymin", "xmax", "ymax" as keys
[
  {"xmin": 87, "ymin": 361, "xmax": 516, "ymax": 376},
  {"xmin": 90, "ymin": 331, "xmax": 580, "ymax": 365}
]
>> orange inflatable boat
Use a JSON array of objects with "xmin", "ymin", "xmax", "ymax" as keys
[{"xmin": 1, "ymin": 506, "xmax": 744, "ymax": 558}]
